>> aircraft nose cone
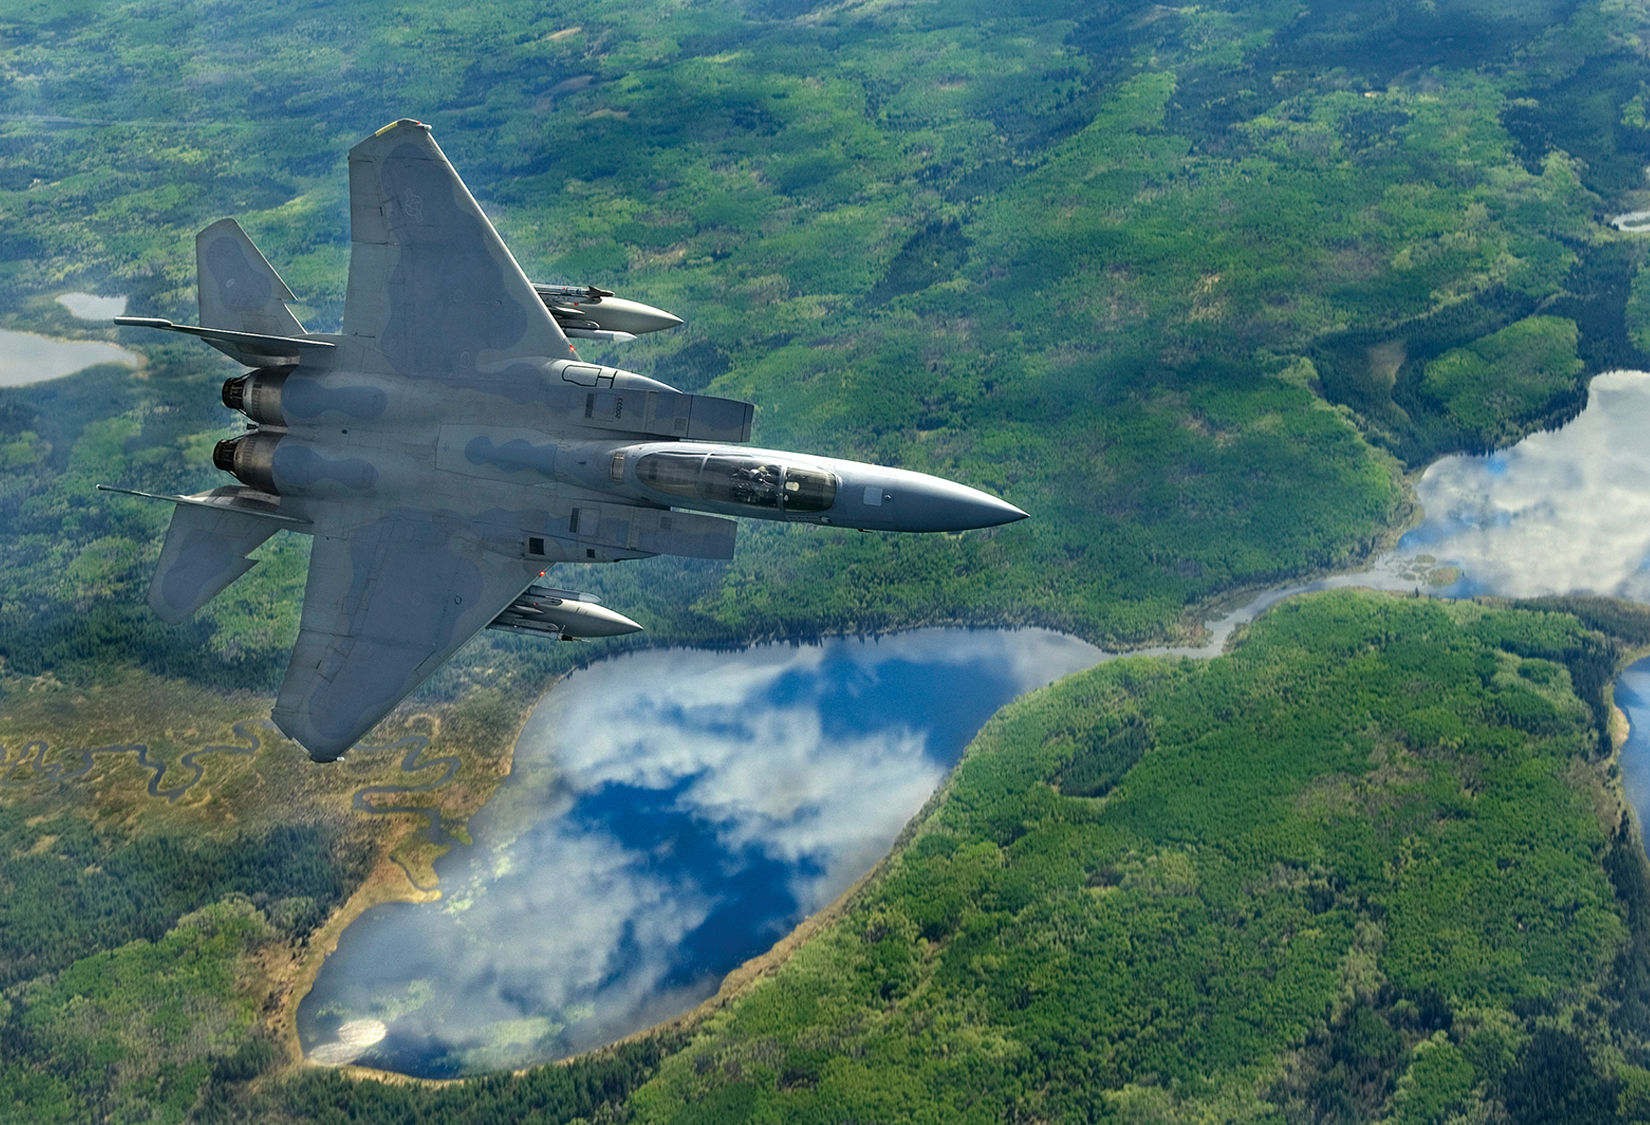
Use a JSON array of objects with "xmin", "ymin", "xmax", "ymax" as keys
[
  {"xmin": 922, "ymin": 483, "xmax": 1027, "ymax": 531},
  {"xmin": 864, "ymin": 469, "xmax": 1029, "ymax": 532},
  {"xmin": 974, "ymin": 493, "xmax": 1030, "ymax": 527}
]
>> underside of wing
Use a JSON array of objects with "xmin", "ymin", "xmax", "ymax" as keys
[
  {"xmin": 272, "ymin": 511, "xmax": 541, "ymax": 761},
  {"xmin": 342, "ymin": 119, "xmax": 576, "ymax": 378}
]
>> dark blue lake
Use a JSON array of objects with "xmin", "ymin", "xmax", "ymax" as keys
[
  {"xmin": 1616, "ymin": 661, "xmax": 1650, "ymax": 847},
  {"xmin": 298, "ymin": 628, "xmax": 1102, "ymax": 1076}
]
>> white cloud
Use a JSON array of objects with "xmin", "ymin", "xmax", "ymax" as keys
[{"xmin": 309, "ymin": 628, "xmax": 1105, "ymax": 1073}]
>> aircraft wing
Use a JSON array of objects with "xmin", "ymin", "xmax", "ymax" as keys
[
  {"xmin": 272, "ymin": 512, "xmax": 539, "ymax": 761},
  {"xmin": 341, "ymin": 118, "xmax": 578, "ymax": 375}
]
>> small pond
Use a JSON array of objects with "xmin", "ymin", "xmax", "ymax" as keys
[
  {"xmin": 0, "ymin": 294, "xmax": 137, "ymax": 387},
  {"xmin": 300, "ymin": 628, "xmax": 1104, "ymax": 1076},
  {"xmin": 57, "ymin": 292, "xmax": 127, "ymax": 320}
]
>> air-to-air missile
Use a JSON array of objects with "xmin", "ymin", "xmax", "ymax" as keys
[
  {"xmin": 531, "ymin": 283, "xmax": 684, "ymax": 344},
  {"xmin": 486, "ymin": 585, "xmax": 643, "ymax": 640},
  {"xmin": 104, "ymin": 118, "xmax": 1026, "ymax": 762}
]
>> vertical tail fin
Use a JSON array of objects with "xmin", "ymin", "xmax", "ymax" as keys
[{"xmin": 196, "ymin": 218, "xmax": 306, "ymax": 338}]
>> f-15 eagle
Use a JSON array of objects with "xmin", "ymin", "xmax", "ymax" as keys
[{"xmin": 107, "ymin": 120, "xmax": 1026, "ymax": 762}]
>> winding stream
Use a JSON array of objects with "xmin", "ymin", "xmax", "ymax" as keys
[
  {"xmin": 348, "ymin": 737, "xmax": 464, "ymax": 892},
  {"xmin": 0, "ymin": 720, "xmax": 264, "ymax": 801}
]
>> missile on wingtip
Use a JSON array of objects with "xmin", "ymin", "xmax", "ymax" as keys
[
  {"xmin": 532, "ymin": 284, "xmax": 684, "ymax": 338},
  {"xmin": 486, "ymin": 586, "xmax": 643, "ymax": 640}
]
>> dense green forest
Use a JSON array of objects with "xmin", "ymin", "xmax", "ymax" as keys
[
  {"xmin": 3, "ymin": 0, "xmax": 1650, "ymax": 1120},
  {"xmin": 0, "ymin": 803, "xmax": 372, "ymax": 1123}
]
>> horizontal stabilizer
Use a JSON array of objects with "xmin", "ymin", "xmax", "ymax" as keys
[
  {"xmin": 147, "ymin": 502, "xmax": 282, "ymax": 624},
  {"xmin": 113, "ymin": 316, "xmax": 334, "ymax": 366},
  {"xmin": 197, "ymin": 218, "xmax": 307, "ymax": 339},
  {"xmin": 97, "ymin": 483, "xmax": 310, "ymax": 524}
]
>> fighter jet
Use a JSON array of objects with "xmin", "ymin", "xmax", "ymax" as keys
[{"xmin": 104, "ymin": 119, "xmax": 1026, "ymax": 762}]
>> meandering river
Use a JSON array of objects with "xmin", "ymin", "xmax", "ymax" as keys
[{"xmin": 301, "ymin": 368, "xmax": 1650, "ymax": 1077}]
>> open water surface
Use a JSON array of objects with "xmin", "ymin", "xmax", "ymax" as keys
[
  {"xmin": 57, "ymin": 292, "xmax": 127, "ymax": 320},
  {"xmin": 0, "ymin": 294, "xmax": 140, "ymax": 386},
  {"xmin": 300, "ymin": 628, "xmax": 1104, "ymax": 1076},
  {"xmin": 302, "ymin": 368, "xmax": 1650, "ymax": 1077}
]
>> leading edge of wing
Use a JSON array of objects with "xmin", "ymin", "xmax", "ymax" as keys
[
  {"xmin": 272, "ymin": 511, "xmax": 539, "ymax": 761},
  {"xmin": 341, "ymin": 119, "xmax": 577, "ymax": 376}
]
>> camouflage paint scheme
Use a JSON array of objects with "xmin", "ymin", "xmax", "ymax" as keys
[{"xmin": 112, "ymin": 120, "xmax": 1025, "ymax": 762}]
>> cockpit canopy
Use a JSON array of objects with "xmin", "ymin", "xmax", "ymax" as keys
[{"xmin": 637, "ymin": 451, "xmax": 838, "ymax": 513}]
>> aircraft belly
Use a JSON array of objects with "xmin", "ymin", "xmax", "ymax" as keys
[{"xmin": 435, "ymin": 424, "xmax": 559, "ymax": 484}]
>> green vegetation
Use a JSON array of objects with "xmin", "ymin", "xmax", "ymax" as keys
[
  {"xmin": 1420, "ymin": 316, "xmax": 1585, "ymax": 449},
  {"xmin": 596, "ymin": 592, "xmax": 1643, "ymax": 1123},
  {"xmin": 0, "ymin": 808, "xmax": 362, "ymax": 988},
  {"xmin": 0, "ymin": 672, "xmax": 521, "ymax": 1122},
  {"xmin": 0, "ymin": 899, "xmax": 285, "ymax": 1125},
  {"xmin": 253, "ymin": 1037, "xmax": 685, "ymax": 1125},
  {"xmin": 3, "ymin": 0, "xmax": 1650, "ymax": 1119}
]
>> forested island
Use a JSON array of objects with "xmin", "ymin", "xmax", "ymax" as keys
[{"xmin": 1, "ymin": 0, "xmax": 1649, "ymax": 1120}]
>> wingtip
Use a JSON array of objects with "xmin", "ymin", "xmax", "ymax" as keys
[
  {"xmin": 373, "ymin": 118, "xmax": 432, "ymax": 138},
  {"xmin": 271, "ymin": 709, "xmax": 351, "ymax": 763}
]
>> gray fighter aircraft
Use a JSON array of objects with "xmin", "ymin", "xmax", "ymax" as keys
[{"xmin": 105, "ymin": 119, "xmax": 1026, "ymax": 762}]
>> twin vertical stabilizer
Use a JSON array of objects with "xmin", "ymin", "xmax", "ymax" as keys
[{"xmin": 131, "ymin": 222, "xmax": 306, "ymax": 624}]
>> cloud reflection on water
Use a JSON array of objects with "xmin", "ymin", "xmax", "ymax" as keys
[
  {"xmin": 302, "ymin": 628, "xmax": 1102, "ymax": 1075},
  {"xmin": 1406, "ymin": 370, "xmax": 1650, "ymax": 599}
]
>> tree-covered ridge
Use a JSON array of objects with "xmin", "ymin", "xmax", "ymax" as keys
[
  {"xmin": 2, "ymin": 899, "xmax": 289, "ymax": 1125},
  {"xmin": 582, "ymin": 591, "xmax": 1649, "ymax": 1124},
  {"xmin": 0, "ymin": 802, "xmax": 370, "ymax": 1124}
]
